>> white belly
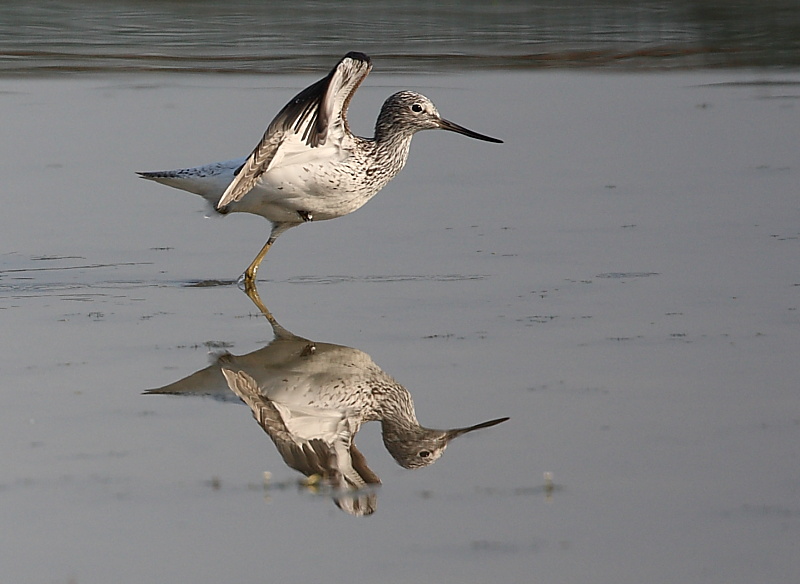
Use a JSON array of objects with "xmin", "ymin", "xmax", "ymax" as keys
[{"xmin": 229, "ymin": 158, "xmax": 386, "ymax": 222}]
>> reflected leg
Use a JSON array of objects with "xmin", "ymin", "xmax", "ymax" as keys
[{"xmin": 243, "ymin": 279, "xmax": 296, "ymax": 342}]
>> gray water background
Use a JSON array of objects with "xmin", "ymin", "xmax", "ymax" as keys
[{"xmin": 2, "ymin": 2, "xmax": 800, "ymax": 584}]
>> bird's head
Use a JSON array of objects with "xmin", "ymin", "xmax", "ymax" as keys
[
  {"xmin": 377, "ymin": 91, "xmax": 503, "ymax": 143},
  {"xmin": 383, "ymin": 416, "xmax": 509, "ymax": 469}
]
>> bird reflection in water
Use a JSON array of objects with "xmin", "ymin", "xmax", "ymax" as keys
[{"xmin": 147, "ymin": 287, "xmax": 508, "ymax": 516}]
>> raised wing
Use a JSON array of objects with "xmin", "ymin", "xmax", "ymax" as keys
[{"xmin": 216, "ymin": 52, "xmax": 373, "ymax": 210}]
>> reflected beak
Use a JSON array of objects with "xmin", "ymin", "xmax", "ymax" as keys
[
  {"xmin": 445, "ymin": 416, "xmax": 509, "ymax": 439},
  {"xmin": 438, "ymin": 118, "xmax": 504, "ymax": 143}
]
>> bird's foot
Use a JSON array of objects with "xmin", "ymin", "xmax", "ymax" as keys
[
  {"xmin": 238, "ymin": 271, "xmax": 259, "ymax": 293},
  {"xmin": 236, "ymin": 272, "xmax": 248, "ymax": 290}
]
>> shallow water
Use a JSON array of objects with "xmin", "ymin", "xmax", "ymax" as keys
[{"xmin": 2, "ymin": 65, "xmax": 800, "ymax": 582}]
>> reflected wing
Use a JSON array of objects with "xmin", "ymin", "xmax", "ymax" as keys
[
  {"xmin": 217, "ymin": 52, "xmax": 372, "ymax": 209},
  {"xmin": 222, "ymin": 368, "xmax": 327, "ymax": 476},
  {"xmin": 349, "ymin": 443, "xmax": 381, "ymax": 486},
  {"xmin": 221, "ymin": 367, "xmax": 378, "ymax": 490}
]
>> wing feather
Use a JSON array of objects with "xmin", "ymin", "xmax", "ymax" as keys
[
  {"xmin": 222, "ymin": 368, "xmax": 329, "ymax": 476},
  {"xmin": 217, "ymin": 52, "xmax": 372, "ymax": 210},
  {"xmin": 221, "ymin": 367, "xmax": 374, "ymax": 487}
]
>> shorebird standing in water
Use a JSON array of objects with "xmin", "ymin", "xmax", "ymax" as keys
[{"xmin": 138, "ymin": 52, "xmax": 502, "ymax": 287}]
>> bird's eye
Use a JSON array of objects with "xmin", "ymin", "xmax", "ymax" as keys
[
  {"xmin": 411, "ymin": 103, "xmax": 423, "ymax": 113},
  {"xmin": 418, "ymin": 450, "xmax": 431, "ymax": 458}
]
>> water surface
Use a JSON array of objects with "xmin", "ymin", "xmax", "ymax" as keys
[
  {"xmin": 3, "ymin": 67, "xmax": 799, "ymax": 584},
  {"xmin": 2, "ymin": 5, "xmax": 800, "ymax": 583}
]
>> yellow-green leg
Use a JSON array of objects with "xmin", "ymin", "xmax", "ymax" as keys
[
  {"xmin": 242, "ymin": 237, "xmax": 275, "ymax": 286},
  {"xmin": 240, "ymin": 222, "xmax": 295, "ymax": 289}
]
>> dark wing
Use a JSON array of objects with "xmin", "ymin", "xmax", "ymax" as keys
[{"xmin": 216, "ymin": 52, "xmax": 372, "ymax": 209}]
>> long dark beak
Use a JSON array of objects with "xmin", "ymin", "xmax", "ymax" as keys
[
  {"xmin": 438, "ymin": 118, "xmax": 503, "ymax": 143},
  {"xmin": 445, "ymin": 416, "xmax": 509, "ymax": 439}
]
